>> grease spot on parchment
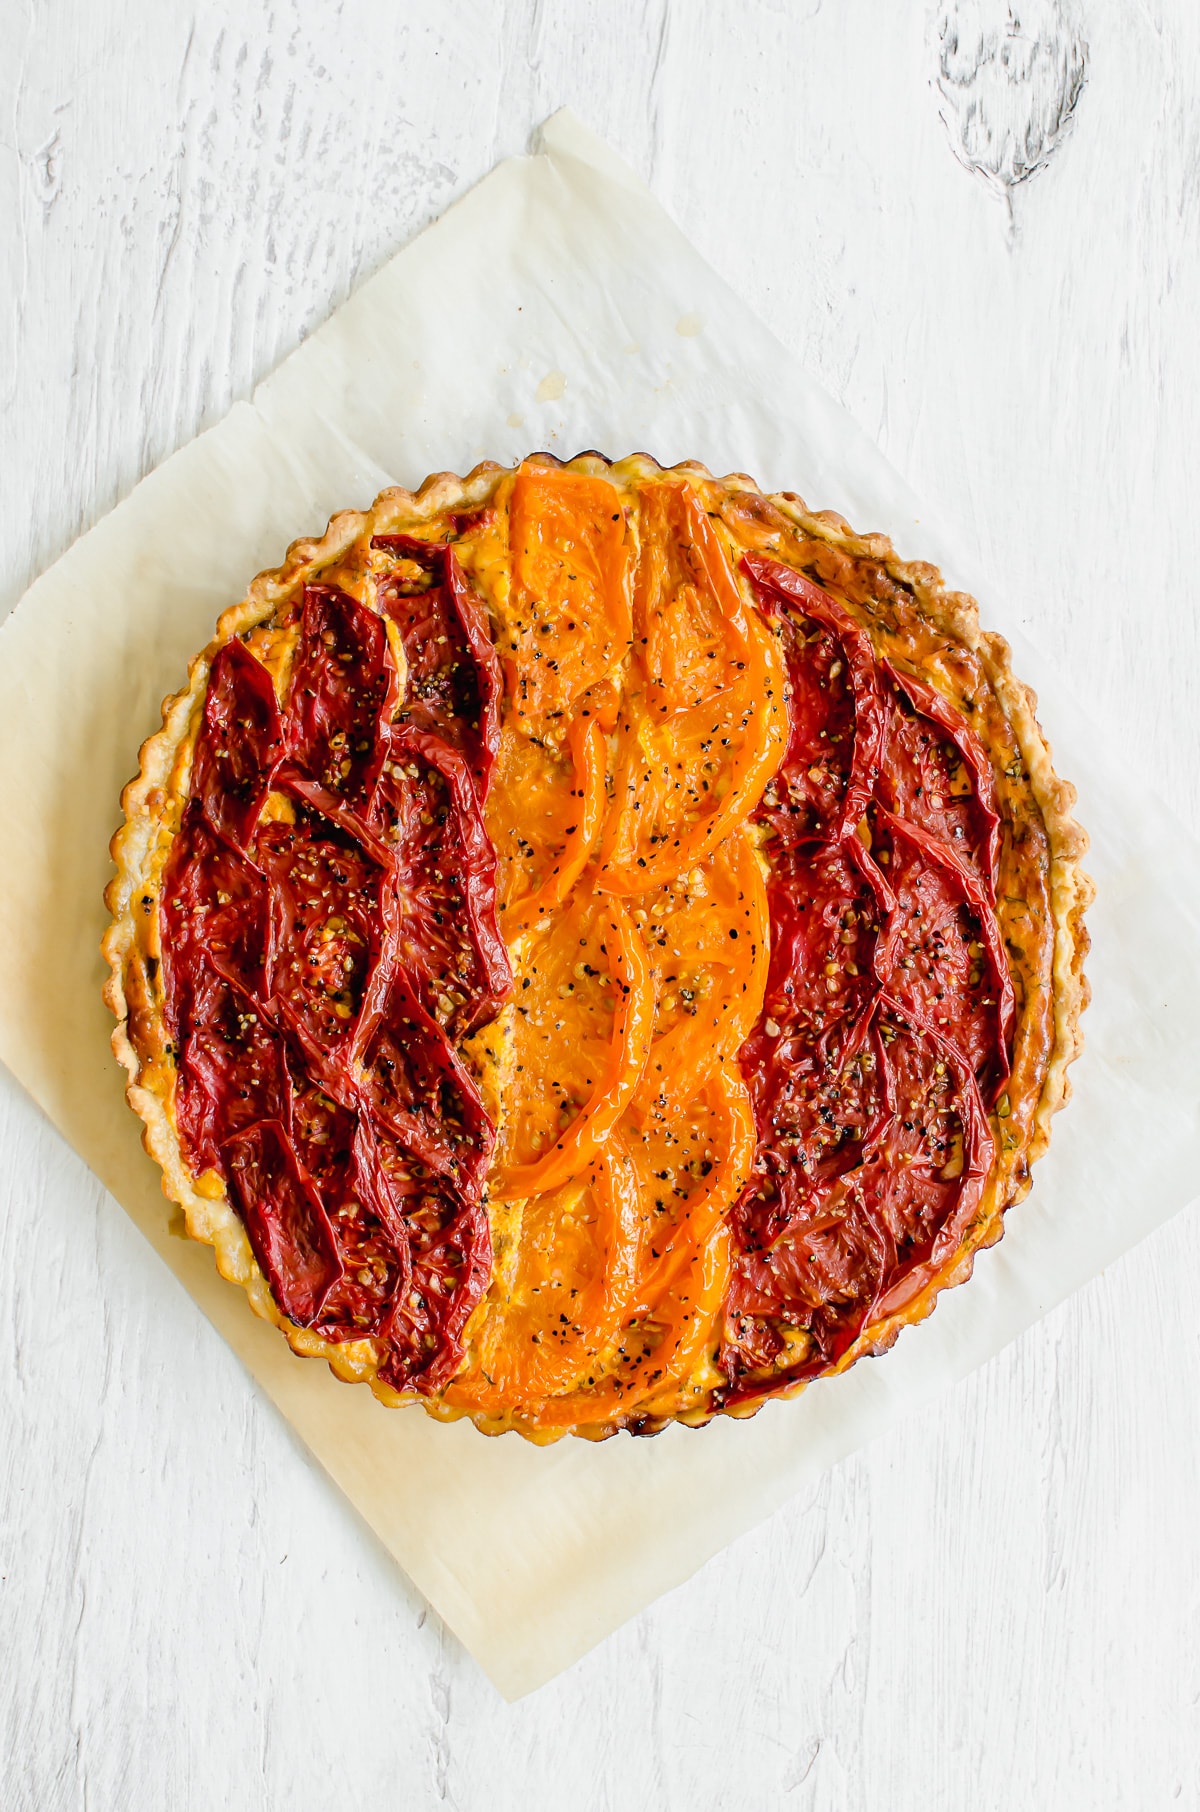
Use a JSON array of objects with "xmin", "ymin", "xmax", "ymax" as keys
[
  {"xmin": 506, "ymin": 411, "xmax": 525, "ymax": 428},
  {"xmin": 536, "ymin": 370, "xmax": 566, "ymax": 403},
  {"xmin": 675, "ymin": 312, "xmax": 704, "ymax": 337},
  {"xmin": 623, "ymin": 342, "xmax": 640, "ymax": 355}
]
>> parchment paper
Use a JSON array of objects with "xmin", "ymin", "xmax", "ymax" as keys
[{"xmin": 2, "ymin": 111, "xmax": 1198, "ymax": 1700}]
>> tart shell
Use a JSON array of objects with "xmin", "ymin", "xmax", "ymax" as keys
[{"xmin": 103, "ymin": 454, "xmax": 1092, "ymax": 1439}]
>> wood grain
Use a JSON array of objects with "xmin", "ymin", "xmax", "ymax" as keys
[{"xmin": 3, "ymin": 1, "xmax": 1199, "ymax": 1805}]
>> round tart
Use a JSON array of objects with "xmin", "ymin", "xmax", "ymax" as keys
[{"xmin": 104, "ymin": 454, "xmax": 1091, "ymax": 1440}]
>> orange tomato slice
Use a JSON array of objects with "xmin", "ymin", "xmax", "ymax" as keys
[
  {"xmin": 530, "ymin": 1219, "xmax": 733, "ymax": 1431},
  {"xmin": 501, "ymin": 715, "xmax": 606, "ymax": 939},
  {"xmin": 633, "ymin": 826, "xmax": 770, "ymax": 1121},
  {"xmin": 598, "ymin": 485, "xmax": 786, "ymax": 894},
  {"xmin": 443, "ymin": 1136, "xmax": 645, "ymax": 1413},
  {"xmin": 505, "ymin": 466, "xmax": 632, "ymax": 721},
  {"xmin": 492, "ymin": 896, "xmax": 654, "ymax": 1200},
  {"xmin": 486, "ymin": 722, "xmax": 573, "ymax": 921},
  {"xmin": 635, "ymin": 481, "xmax": 744, "ymax": 713},
  {"xmin": 630, "ymin": 1064, "xmax": 757, "ymax": 1291},
  {"xmin": 527, "ymin": 1067, "xmax": 752, "ymax": 1428}
]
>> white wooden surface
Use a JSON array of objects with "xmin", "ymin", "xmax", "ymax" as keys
[{"xmin": 3, "ymin": 2, "xmax": 1199, "ymax": 1805}]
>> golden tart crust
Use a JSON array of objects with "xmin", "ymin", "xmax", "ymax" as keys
[{"xmin": 104, "ymin": 453, "xmax": 1091, "ymax": 1441}]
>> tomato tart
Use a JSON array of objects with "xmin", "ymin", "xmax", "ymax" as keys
[{"xmin": 104, "ymin": 454, "xmax": 1091, "ymax": 1440}]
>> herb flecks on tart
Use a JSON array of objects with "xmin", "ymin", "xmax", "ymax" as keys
[{"xmin": 104, "ymin": 455, "xmax": 1090, "ymax": 1440}]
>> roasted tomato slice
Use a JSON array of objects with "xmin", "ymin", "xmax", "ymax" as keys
[
  {"xmin": 372, "ymin": 535, "xmax": 502, "ymax": 799},
  {"xmin": 369, "ymin": 727, "xmax": 511, "ymax": 1039},
  {"xmin": 171, "ymin": 970, "xmax": 289, "ymax": 1177},
  {"xmin": 740, "ymin": 834, "xmax": 882, "ymax": 1086},
  {"xmin": 871, "ymin": 807, "xmax": 1013, "ymax": 1102},
  {"xmin": 444, "ymin": 1141, "xmax": 645, "ymax": 1412},
  {"xmin": 161, "ymin": 800, "xmax": 271, "ymax": 1024},
  {"xmin": 354, "ymin": 957, "xmax": 494, "ymax": 1194},
  {"xmin": 878, "ymin": 662, "xmax": 1001, "ymax": 887},
  {"xmin": 190, "ymin": 638, "xmax": 284, "ymax": 849},
  {"xmin": 487, "ymin": 714, "xmax": 606, "ymax": 939},
  {"xmin": 375, "ymin": 1185, "xmax": 492, "ymax": 1395},
  {"xmin": 284, "ymin": 583, "xmax": 396, "ymax": 806},
  {"xmin": 255, "ymin": 815, "xmax": 383, "ymax": 1063},
  {"xmin": 223, "ymin": 1118, "xmax": 343, "ymax": 1327},
  {"xmin": 306, "ymin": 1114, "xmax": 413, "ymax": 1344},
  {"xmin": 632, "ymin": 828, "xmax": 769, "ymax": 1121},
  {"xmin": 742, "ymin": 552, "xmax": 885, "ymax": 840}
]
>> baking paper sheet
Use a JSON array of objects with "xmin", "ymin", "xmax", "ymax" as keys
[{"xmin": 2, "ymin": 111, "xmax": 1198, "ymax": 1699}]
